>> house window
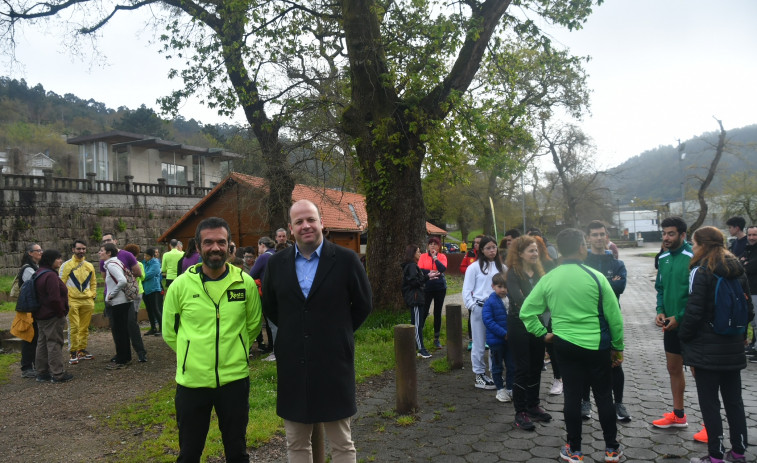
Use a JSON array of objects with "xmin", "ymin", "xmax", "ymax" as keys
[
  {"xmin": 79, "ymin": 141, "xmax": 109, "ymax": 180},
  {"xmin": 161, "ymin": 162, "xmax": 186, "ymax": 186}
]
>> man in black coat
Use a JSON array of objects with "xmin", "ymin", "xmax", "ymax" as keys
[
  {"xmin": 262, "ymin": 199, "xmax": 373, "ymax": 463},
  {"xmin": 741, "ymin": 225, "xmax": 757, "ymax": 349}
]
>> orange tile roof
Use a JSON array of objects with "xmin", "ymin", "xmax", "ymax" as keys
[{"xmin": 159, "ymin": 172, "xmax": 446, "ymax": 240}]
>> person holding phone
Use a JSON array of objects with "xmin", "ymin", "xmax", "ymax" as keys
[{"xmin": 418, "ymin": 237, "xmax": 447, "ymax": 348}]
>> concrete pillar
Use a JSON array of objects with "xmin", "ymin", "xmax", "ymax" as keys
[
  {"xmin": 186, "ymin": 180, "xmax": 194, "ymax": 196},
  {"xmin": 446, "ymin": 304, "xmax": 463, "ymax": 369},
  {"xmin": 43, "ymin": 169, "xmax": 53, "ymax": 190},
  {"xmin": 124, "ymin": 175, "xmax": 134, "ymax": 192},
  {"xmin": 157, "ymin": 177, "xmax": 166, "ymax": 195},
  {"xmin": 86, "ymin": 172, "xmax": 97, "ymax": 191},
  {"xmin": 394, "ymin": 324, "xmax": 418, "ymax": 414}
]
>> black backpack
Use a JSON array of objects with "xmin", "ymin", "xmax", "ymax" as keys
[
  {"xmin": 15, "ymin": 269, "xmax": 53, "ymax": 313},
  {"xmin": 710, "ymin": 273, "xmax": 749, "ymax": 335}
]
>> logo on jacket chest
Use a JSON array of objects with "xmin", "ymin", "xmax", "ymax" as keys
[{"xmin": 227, "ymin": 289, "xmax": 246, "ymax": 301}]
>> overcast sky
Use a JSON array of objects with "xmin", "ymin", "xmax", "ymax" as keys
[{"xmin": 4, "ymin": 0, "xmax": 756, "ymax": 169}]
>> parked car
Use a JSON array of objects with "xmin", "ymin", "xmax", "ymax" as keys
[{"xmin": 443, "ymin": 243, "xmax": 460, "ymax": 253}]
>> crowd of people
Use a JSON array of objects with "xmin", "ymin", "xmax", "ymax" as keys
[
  {"xmin": 405, "ymin": 217, "xmax": 753, "ymax": 463},
  {"xmin": 9, "ymin": 210, "xmax": 757, "ymax": 463}
]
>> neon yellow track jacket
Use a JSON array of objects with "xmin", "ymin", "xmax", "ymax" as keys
[{"xmin": 163, "ymin": 263, "xmax": 261, "ymax": 388}]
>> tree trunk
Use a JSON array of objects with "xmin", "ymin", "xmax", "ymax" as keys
[
  {"xmin": 690, "ymin": 119, "xmax": 726, "ymax": 233},
  {"xmin": 482, "ymin": 172, "xmax": 498, "ymax": 237},
  {"xmin": 219, "ymin": 18, "xmax": 294, "ymax": 233}
]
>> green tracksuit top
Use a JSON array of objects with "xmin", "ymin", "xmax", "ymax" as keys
[
  {"xmin": 520, "ymin": 260, "xmax": 624, "ymax": 352},
  {"xmin": 163, "ymin": 263, "xmax": 261, "ymax": 388},
  {"xmin": 655, "ymin": 241, "xmax": 693, "ymax": 324}
]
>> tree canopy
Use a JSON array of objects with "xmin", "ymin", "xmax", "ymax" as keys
[{"xmin": 2, "ymin": 0, "xmax": 605, "ymax": 310}]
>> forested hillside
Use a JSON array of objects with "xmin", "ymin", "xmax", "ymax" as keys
[
  {"xmin": 0, "ymin": 77, "xmax": 245, "ymax": 177},
  {"xmin": 603, "ymin": 124, "xmax": 757, "ymax": 204}
]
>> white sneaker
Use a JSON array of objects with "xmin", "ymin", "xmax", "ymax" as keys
[
  {"xmin": 549, "ymin": 378, "xmax": 563, "ymax": 395},
  {"xmin": 496, "ymin": 388, "xmax": 512, "ymax": 402},
  {"xmin": 263, "ymin": 353, "xmax": 276, "ymax": 362}
]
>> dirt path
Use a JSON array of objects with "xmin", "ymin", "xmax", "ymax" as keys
[{"xmin": 0, "ymin": 327, "xmax": 179, "ymax": 462}]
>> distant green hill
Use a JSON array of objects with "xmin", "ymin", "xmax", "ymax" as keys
[{"xmin": 604, "ymin": 124, "xmax": 757, "ymax": 204}]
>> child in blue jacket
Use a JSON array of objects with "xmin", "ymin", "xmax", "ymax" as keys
[{"xmin": 482, "ymin": 272, "xmax": 515, "ymax": 402}]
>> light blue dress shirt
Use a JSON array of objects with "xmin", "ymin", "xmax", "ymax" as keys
[{"xmin": 294, "ymin": 240, "xmax": 324, "ymax": 298}]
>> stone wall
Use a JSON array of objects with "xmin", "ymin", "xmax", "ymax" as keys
[{"xmin": 0, "ymin": 172, "xmax": 204, "ymax": 275}]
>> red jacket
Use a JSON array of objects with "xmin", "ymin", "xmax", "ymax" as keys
[
  {"xmin": 34, "ymin": 267, "xmax": 69, "ymax": 320},
  {"xmin": 459, "ymin": 250, "xmax": 477, "ymax": 274}
]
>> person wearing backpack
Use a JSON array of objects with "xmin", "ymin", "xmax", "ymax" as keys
[
  {"xmin": 33, "ymin": 249, "xmax": 73, "ymax": 383},
  {"xmin": 11, "ymin": 244, "xmax": 42, "ymax": 378},
  {"xmin": 100, "ymin": 243, "xmax": 135, "ymax": 369},
  {"xmin": 680, "ymin": 226, "xmax": 754, "ymax": 463}
]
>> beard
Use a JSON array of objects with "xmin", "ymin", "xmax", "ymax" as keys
[{"xmin": 203, "ymin": 251, "xmax": 226, "ymax": 270}]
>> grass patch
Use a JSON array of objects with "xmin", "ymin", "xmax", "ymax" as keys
[
  {"xmin": 0, "ymin": 352, "xmax": 21, "ymax": 385},
  {"xmin": 109, "ymin": 309, "xmax": 413, "ymax": 461},
  {"xmin": 429, "ymin": 357, "xmax": 450, "ymax": 373},
  {"xmin": 641, "ymin": 252, "xmax": 659, "ymax": 258},
  {"xmin": 0, "ymin": 274, "xmax": 15, "ymax": 293},
  {"xmin": 395, "ymin": 415, "xmax": 416, "ymax": 426},
  {"xmin": 446, "ymin": 274, "xmax": 463, "ymax": 295}
]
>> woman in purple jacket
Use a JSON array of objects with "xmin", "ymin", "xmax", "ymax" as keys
[{"xmin": 34, "ymin": 249, "xmax": 73, "ymax": 383}]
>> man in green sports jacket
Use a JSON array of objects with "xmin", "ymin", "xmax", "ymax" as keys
[
  {"xmin": 651, "ymin": 216, "xmax": 693, "ymax": 430},
  {"xmin": 163, "ymin": 217, "xmax": 261, "ymax": 462},
  {"xmin": 520, "ymin": 228, "xmax": 624, "ymax": 463}
]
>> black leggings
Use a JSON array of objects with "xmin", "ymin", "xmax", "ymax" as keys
[
  {"xmin": 410, "ymin": 304, "xmax": 427, "ymax": 351},
  {"xmin": 582, "ymin": 364, "xmax": 624, "ymax": 403},
  {"xmin": 508, "ymin": 313, "xmax": 545, "ymax": 413},
  {"xmin": 423, "ymin": 289, "xmax": 446, "ymax": 338},
  {"xmin": 694, "ymin": 368, "xmax": 748, "ymax": 459}
]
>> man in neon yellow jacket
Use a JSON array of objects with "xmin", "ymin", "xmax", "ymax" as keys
[
  {"xmin": 163, "ymin": 217, "xmax": 261, "ymax": 462},
  {"xmin": 59, "ymin": 239, "xmax": 97, "ymax": 364},
  {"xmin": 520, "ymin": 228, "xmax": 624, "ymax": 463}
]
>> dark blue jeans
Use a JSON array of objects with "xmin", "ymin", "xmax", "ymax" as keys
[{"xmin": 489, "ymin": 342, "xmax": 515, "ymax": 390}]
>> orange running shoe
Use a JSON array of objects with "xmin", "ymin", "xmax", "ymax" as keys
[
  {"xmin": 693, "ymin": 425, "xmax": 708, "ymax": 443},
  {"xmin": 652, "ymin": 411, "xmax": 688, "ymax": 428}
]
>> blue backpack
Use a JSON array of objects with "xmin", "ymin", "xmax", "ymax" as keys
[
  {"xmin": 710, "ymin": 274, "xmax": 749, "ymax": 335},
  {"xmin": 15, "ymin": 269, "xmax": 52, "ymax": 313}
]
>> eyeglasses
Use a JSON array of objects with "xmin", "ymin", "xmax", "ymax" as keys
[
  {"xmin": 102, "ymin": 238, "xmax": 114, "ymax": 244},
  {"xmin": 31, "ymin": 248, "xmax": 42, "ymax": 253}
]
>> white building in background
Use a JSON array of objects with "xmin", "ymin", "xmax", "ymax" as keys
[
  {"xmin": 616, "ymin": 209, "xmax": 659, "ymax": 235},
  {"xmin": 67, "ymin": 131, "xmax": 242, "ymax": 188}
]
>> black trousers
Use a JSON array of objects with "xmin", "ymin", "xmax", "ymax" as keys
[
  {"xmin": 110, "ymin": 302, "xmax": 133, "ymax": 363},
  {"xmin": 554, "ymin": 337, "xmax": 618, "ymax": 452},
  {"xmin": 693, "ymin": 368, "xmax": 748, "ymax": 459},
  {"xmin": 143, "ymin": 291, "xmax": 163, "ymax": 330},
  {"xmin": 175, "ymin": 377, "xmax": 250, "ymax": 463},
  {"xmin": 410, "ymin": 304, "xmax": 427, "ymax": 351},
  {"xmin": 582, "ymin": 364, "xmax": 624, "ymax": 403},
  {"xmin": 508, "ymin": 313, "xmax": 545, "ymax": 413},
  {"xmin": 423, "ymin": 289, "xmax": 446, "ymax": 338},
  {"xmin": 21, "ymin": 319, "xmax": 38, "ymax": 371}
]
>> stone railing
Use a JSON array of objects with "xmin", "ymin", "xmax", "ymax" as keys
[{"xmin": 0, "ymin": 170, "xmax": 212, "ymax": 197}]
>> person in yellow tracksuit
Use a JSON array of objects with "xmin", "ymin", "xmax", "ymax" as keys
[{"xmin": 59, "ymin": 240, "xmax": 97, "ymax": 364}]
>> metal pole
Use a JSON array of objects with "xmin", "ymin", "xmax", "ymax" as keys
[{"xmin": 521, "ymin": 174, "xmax": 526, "ymax": 234}]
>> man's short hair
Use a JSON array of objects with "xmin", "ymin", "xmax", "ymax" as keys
[
  {"xmin": 276, "ymin": 228, "xmax": 287, "ymax": 235},
  {"xmin": 102, "ymin": 232, "xmax": 115, "ymax": 240},
  {"xmin": 587, "ymin": 220, "xmax": 607, "ymax": 233},
  {"xmin": 726, "ymin": 216, "xmax": 746, "ymax": 231},
  {"xmin": 170, "ymin": 239, "xmax": 179, "ymax": 248},
  {"xmin": 146, "ymin": 247, "xmax": 157, "ymax": 257},
  {"xmin": 72, "ymin": 239, "xmax": 87, "ymax": 249},
  {"xmin": 258, "ymin": 236, "xmax": 275, "ymax": 249},
  {"xmin": 747, "ymin": 225, "xmax": 757, "ymax": 233},
  {"xmin": 527, "ymin": 227, "xmax": 542, "ymax": 237},
  {"xmin": 491, "ymin": 273, "xmax": 507, "ymax": 288},
  {"xmin": 556, "ymin": 228, "xmax": 585, "ymax": 256},
  {"xmin": 504, "ymin": 228, "xmax": 521, "ymax": 239},
  {"xmin": 661, "ymin": 216, "xmax": 687, "ymax": 234},
  {"xmin": 194, "ymin": 217, "xmax": 232, "ymax": 246}
]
